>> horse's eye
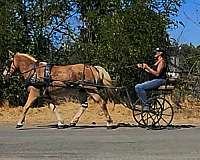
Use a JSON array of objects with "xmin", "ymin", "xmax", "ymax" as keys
[
  {"xmin": 5, "ymin": 59, "xmax": 12, "ymax": 68},
  {"xmin": 5, "ymin": 60, "xmax": 9, "ymax": 66}
]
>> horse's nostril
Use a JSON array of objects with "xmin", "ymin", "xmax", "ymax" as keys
[
  {"xmin": 2, "ymin": 70, "xmax": 10, "ymax": 80},
  {"xmin": 3, "ymin": 75, "xmax": 7, "ymax": 80}
]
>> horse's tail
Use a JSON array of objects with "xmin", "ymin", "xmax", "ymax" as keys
[{"xmin": 94, "ymin": 66, "xmax": 116, "ymax": 102}]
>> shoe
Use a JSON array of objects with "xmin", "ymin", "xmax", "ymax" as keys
[
  {"xmin": 142, "ymin": 102, "xmax": 150, "ymax": 112},
  {"xmin": 142, "ymin": 106, "xmax": 150, "ymax": 112}
]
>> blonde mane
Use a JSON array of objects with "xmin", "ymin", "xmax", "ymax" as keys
[{"xmin": 16, "ymin": 52, "xmax": 37, "ymax": 63}]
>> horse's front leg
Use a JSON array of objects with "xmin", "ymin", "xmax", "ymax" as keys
[
  {"xmin": 16, "ymin": 86, "xmax": 40, "ymax": 128},
  {"xmin": 48, "ymin": 103, "xmax": 65, "ymax": 129}
]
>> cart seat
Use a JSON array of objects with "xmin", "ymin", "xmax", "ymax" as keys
[
  {"xmin": 157, "ymin": 77, "xmax": 176, "ymax": 91},
  {"xmin": 157, "ymin": 85, "xmax": 175, "ymax": 91}
]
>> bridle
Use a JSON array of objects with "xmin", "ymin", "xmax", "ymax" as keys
[{"xmin": 4, "ymin": 56, "xmax": 19, "ymax": 76}]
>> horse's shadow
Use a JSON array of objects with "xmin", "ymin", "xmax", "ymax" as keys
[
  {"xmin": 17, "ymin": 123, "xmax": 196, "ymax": 130},
  {"xmin": 18, "ymin": 123, "xmax": 136, "ymax": 130},
  {"xmin": 37, "ymin": 123, "xmax": 134, "ymax": 130}
]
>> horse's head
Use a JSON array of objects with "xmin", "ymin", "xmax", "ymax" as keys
[
  {"xmin": 3, "ymin": 51, "xmax": 38, "ymax": 80},
  {"xmin": 3, "ymin": 51, "xmax": 18, "ymax": 79}
]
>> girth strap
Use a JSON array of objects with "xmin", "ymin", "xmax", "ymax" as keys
[{"xmin": 44, "ymin": 63, "xmax": 52, "ymax": 84}]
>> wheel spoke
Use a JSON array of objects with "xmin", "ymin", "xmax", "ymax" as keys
[
  {"xmin": 156, "ymin": 97, "xmax": 174, "ymax": 127},
  {"xmin": 133, "ymin": 99, "xmax": 145, "ymax": 126},
  {"xmin": 142, "ymin": 97, "xmax": 163, "ymax": 127}
]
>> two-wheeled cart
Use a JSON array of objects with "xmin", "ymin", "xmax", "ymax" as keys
[{"xmin": 118, "ymin": 78, "xmax": 175, "ymax": 129}]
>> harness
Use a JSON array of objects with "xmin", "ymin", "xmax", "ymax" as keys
[
  {"xmin": 44, "ymin": 64, "xmax": 52, "ymax": 85},
  {"xmin": 24, "ymin": 63, "xmax": 102, "ymax": 108},
  {"xmin": 25, "ymin": 63, "xmax": 53, "ymax": 95}
]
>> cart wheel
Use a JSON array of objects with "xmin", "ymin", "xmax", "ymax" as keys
[
  {"xmin": 155, "ymin": 97, "xmax": 174, "ymax": 128},
  {"xmin": 141, "ymin": 97, "xmax": 163, "ymax": 128},
  {"xmin": 132, "ymin": 99, "xmax": 145, "ymax": 126}
]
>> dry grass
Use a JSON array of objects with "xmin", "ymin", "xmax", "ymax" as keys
[{"xmin": 0, "ymin": 100, "xmax": 200, "ymax": 126}]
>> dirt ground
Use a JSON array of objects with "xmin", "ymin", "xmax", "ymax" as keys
[{"xmin": 0, "ymin": 99, "xmax": 200, "ymax": 127}]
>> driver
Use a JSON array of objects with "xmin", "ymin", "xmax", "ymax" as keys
[{"xmin": 135, "ymin": 48, "xmax": 167, "ymax": 111}]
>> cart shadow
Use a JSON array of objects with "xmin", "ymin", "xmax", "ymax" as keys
[{"xmin": 148, "ymin": 124, "xmax": 196, "ymax": 130}]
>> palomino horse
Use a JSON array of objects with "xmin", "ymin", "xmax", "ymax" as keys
[{"xmin": 3, "ymin": 52, "xmax": 115, "ymax": 128}]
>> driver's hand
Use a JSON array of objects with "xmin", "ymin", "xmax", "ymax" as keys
[
  {"xmin": 142, "ymin": 63, "xmax": 148, "ymax": 69},
  {"xmin": 137, "ymin": 64, "xmax": 143, "ymax": 68}
]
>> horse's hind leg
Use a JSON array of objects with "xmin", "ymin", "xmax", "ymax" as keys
[
  {"xmin": 70, "ymin": 91, "xmax": 88, "ymax": 126},
  {"xmin": 69, "ymin": 102, "xmax": 88, "ymax": 126},
  {"xmin": 90, "ymin": 93, "xmax": 113, "ymax": 128},
  {"xmin": 100, "ymin": 100, "xmax": 113, "ymax": 128},
  {"xmin": 48, "ymin": 103, "xmax": 65, "ymax": 129},
  {"xmin": 16, "ymin": 86, "xmax": 40, "ymax": 128}
]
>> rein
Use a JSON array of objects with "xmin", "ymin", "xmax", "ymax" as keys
[{"xmin": 21, "ymin": 64, "xmax": 45, "ymax": 75}]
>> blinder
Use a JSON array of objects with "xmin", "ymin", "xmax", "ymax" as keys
[{"xmin": 3, "ymin": 56, "xmax": 17, "ymax": 78}]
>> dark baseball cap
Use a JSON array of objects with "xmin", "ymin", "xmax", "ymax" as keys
[
  {"xmin": 155, "ymin": 48, "xmax": 164, "ymax": 57},
  {"xmin": 155, "ymin": 48, "xmax": 165, "ymax": 53}
]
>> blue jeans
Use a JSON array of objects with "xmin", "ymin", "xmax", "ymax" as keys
[{"xmin": 135, "ymin": 79, "xmax": 166, "ymax": 105}]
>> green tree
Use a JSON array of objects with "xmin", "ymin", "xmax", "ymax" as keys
[
  {"xmin": 72, "ymin": 0, "xmax": 182, "ymax": 86},
  {"xmin": 0, "ymin": 0, "xmax": 183, "ymax": 105}
]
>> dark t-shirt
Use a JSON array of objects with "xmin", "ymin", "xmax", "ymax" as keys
[{"xmin": 151, "ymin": 62, "xmax": 167, "ymax": 79}]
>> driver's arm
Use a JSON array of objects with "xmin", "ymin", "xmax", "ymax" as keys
[{"xmin": 143, "ymin": 61, "xmax": 165, "ymax": 77}]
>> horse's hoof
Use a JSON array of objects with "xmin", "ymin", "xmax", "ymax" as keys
[
  {"xmin": 107, "ymin": 125, "xmax": 118, "ymax": 129},
  {"xmin": 107, "ymin": 126, "xmax": 114, "ymax": 129},
  {"xmin": 69, "ymin": 122, "xmax": 76, "ymax": 127},
  {"xmin": 16, "ymin": 124, "xmax": 23, "ymax": 128},
  {"xmin": 57, "ymin": 125, "xmax": 65, "ymax": 129}
]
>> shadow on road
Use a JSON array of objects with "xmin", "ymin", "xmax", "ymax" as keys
[
  {"xmin": 147, "ymin": 124, "xmax": 196, "ymax": 130},
  {"xmin": 16, "ymin": 123, "xmax": 197, "ymax": 131},
  {"xmin": 18, "ymin": 123, "xmax": 137, "ymax": 130}
]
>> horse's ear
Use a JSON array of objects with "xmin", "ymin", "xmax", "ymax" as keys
[{"xmin": 8, "ymin": 50, "xmax": 15, "ymax": 58}]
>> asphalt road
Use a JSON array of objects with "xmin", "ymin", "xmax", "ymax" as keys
[{"xmin": 0, "ymin": 124, "xmax": 200, "ymax": 160}]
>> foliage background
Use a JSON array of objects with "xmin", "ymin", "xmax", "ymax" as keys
[{"xmin": 0, "ymin": 0, "xmax": 199, "ymax": 106}]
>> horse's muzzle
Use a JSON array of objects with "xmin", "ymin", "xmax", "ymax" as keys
[{"xmin": 2, "ymin": 70, "xmax": 11, "ymax": 80}]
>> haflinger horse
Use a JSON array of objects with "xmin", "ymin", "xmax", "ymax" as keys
[{"xmin": 3, "ymin": 51, "xmax": 115, "ymax": 129}]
